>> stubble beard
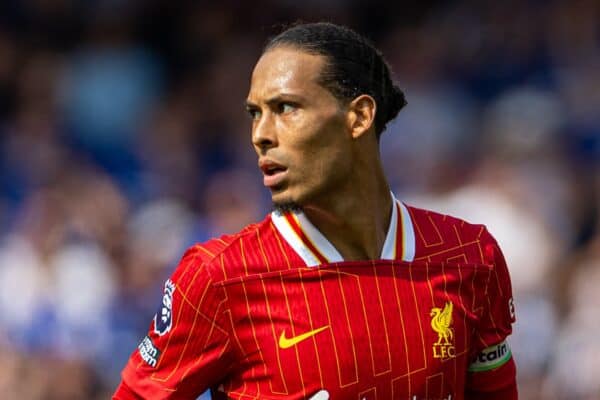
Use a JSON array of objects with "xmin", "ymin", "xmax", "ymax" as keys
[{"xmin": 272, "ymin": 201, "xmax": 302, "ymax": 215}]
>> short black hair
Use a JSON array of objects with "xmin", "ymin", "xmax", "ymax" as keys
[{"xmin": 265, "ymin": 22, "xmax": 406, "ymax": 138}]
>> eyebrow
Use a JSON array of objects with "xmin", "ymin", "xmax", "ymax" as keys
[
  {"xmin": 245, "ymin": 100, "xmax": 258, "ymax": 109},
  {"xmin": 245, "ymin": 93, "xmax": 307, "ymax": 109}
]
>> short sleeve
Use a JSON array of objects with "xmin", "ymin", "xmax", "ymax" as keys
[
  {"xmin": 115, "ymin": 247, "xmax": 235, "ymax": 399},
  {"xmin": 474, "ymin": 229, "xmax": 515, "ymax": 352},
  {"xmin": 466, "ymin": 229, "xmax": 517, "ymax": 395}
]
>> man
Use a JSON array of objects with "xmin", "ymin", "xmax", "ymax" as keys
[{"xmin": 113, "ymin": 22, "xmax": 517, "ymax": 399}]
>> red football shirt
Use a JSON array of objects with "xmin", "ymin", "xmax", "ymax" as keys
[{"xmin": 114, "ymin": 198, "xmax": 516, "ymax": 399}]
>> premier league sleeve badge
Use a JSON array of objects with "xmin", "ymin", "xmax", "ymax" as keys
[{"xmin": 154, "ymin": 279, "xmax": 176, "ymax": 336}]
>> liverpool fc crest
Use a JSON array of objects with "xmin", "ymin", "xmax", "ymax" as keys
[{"xmin": 430, "ymin": 301, "xmax": 455, "ymax": 360}]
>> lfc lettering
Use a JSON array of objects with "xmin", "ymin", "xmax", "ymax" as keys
[{"xmin": 433, "ymin": 343, "xmax": 456, "ymax": 359}]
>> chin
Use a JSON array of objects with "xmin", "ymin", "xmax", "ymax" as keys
[{"xmin": 271, "ymin": 189, "xmax": 303, "ymax": 214}]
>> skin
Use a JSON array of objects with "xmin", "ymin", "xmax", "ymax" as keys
[{"xmin": 246, "ymin": 46, "xmax": 393, "ymax": 261}]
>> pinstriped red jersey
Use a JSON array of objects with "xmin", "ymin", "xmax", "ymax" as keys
[{"xmin": 115, "ymin": 199, "xmax": 516, "ymax": 399}]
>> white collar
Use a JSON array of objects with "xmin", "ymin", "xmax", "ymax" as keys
[{"xmin": 271, "ymin": 193, "xmax": 415, "ymax": 267}]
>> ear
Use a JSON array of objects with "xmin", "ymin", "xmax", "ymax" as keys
[{"xmin": 346, "ymin": 94, "xmax": 376, "ymax": 139}]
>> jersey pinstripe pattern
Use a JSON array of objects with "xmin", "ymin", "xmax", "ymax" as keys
[{"xmin": 118, "ymin": 201, "xmax": 515, "ymax": 399}]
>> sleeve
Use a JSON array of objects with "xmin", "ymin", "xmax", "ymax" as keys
[
  {"xmin": 113, "ymin": 381, "xmax": 143, "ymax": 400},
  {"xmin": 465, "ymin": 229, "xmax": 517, "ymax": 399},
  {"xmin": 113, "ymin": 247, "xmax": 236, "ymax": 399}
]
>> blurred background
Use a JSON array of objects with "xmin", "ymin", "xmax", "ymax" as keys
[{"xmin": 0, "ymin": 0, "xmax": 597, "ymax": 399}]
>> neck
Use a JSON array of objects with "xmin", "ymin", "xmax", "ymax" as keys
[{"xmin": 302, "ymin": 161, "xmax": 393, "ymax": 261}]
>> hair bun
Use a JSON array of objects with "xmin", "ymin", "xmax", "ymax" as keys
[{"xmin": 385, "ymin": 85, "xmax": 407, "ymax": 123}]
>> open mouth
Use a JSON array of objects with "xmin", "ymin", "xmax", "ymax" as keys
[
  {"xmin": 263, "ymin": 165, "xmax": 287, "ymax": 176},
  {"xmin": 260, "ymin": 161, "xmax": 288, "ymax": 188}
]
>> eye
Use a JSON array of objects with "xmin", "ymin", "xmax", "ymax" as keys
[
  {"xmin": 278, "ymin": 102, "xmax": 297, "ymax": 114},
  {"xmin": 246, "ymin": 107, "xmax": 262, "ymax": 120}
]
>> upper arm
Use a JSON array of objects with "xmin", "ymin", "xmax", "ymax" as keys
[
  {"xmin": 116, "ymin": 247, "xmax": 235, "ymax": 399},
  {"xmin": 466, "ymin": 229, "xmax": 517, "ymax": 397}
]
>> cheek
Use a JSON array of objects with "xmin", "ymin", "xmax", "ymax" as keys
[
  {"xmin": 294, "ymin": 111, "xmax": 347, "ymax": 149},
  {"xmin": 299, "ymin": 127, "xmax": 352, "ymax": 181},
  {"xmin": 278, "ymin": 107, "xmax": 350, "ymax": 177}
]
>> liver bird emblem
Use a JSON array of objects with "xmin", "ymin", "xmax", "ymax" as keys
[{"xmin": 430, "ymin": 301, "xmax": 454, "ymax": 345}]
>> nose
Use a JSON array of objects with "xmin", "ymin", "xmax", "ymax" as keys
[{"xmin": 252, "ymin": 111, "xmax": 277, "ymax": 152}]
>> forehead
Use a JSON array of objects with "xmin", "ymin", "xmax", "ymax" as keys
[{"xmin": 248, "ymin": 47, "xmax": 328, "ymax": 101}]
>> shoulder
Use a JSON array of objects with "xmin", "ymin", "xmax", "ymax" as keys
[
  {"xmin": 406, "ymin": 204, "xmax": 493, "ymax": 241},
  {"xmin": 404, "ymin": 203, "xmax": 500, "ymax": 265},
  {"xmin": 174, "ymin": 214, "xmax": 284, "ymax": 285}
]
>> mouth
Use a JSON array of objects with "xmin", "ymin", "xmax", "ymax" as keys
[{"xmin": 259, "ymin": 160, "xmax": 288, "ymax": 189}]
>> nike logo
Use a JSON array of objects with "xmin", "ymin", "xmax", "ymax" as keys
[{"xmin": 279, "ymin": 325, "xmax": 329, "ymax": 349}]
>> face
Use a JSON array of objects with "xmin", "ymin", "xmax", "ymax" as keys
[{"xmin": 246, "ymin": 46, "xmax": 353, "ymax": 208}]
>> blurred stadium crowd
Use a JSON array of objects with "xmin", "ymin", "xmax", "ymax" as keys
[{"xmin": 0, "ymin": 1, "xmax": 598, "ymax": 399}]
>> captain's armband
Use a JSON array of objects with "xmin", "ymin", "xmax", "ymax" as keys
[{"xmin": 468, "ymin": 340, "xmax": 512, "ymax": 372}]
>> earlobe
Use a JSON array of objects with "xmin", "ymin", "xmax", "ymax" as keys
[{"xmin": 348, "ymin": 95, "xmax": 376, "ymax": 139}]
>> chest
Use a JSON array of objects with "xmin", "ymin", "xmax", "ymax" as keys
[{"xmin": 220, "ymin": 262, "xmax": 490, "ymax": 399}]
